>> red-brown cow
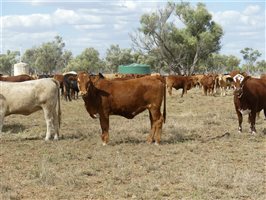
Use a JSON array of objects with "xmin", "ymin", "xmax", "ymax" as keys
[
  {"xmin": 229, "ymin": 70, "xmax": 248, "ymax": 78},
  {"xmin": 260, "ymin": 74, "xmax": 266, "ymax": 80},
  {"xmin": 166, "ymin": 75, "xmax": 195, "ymax": 97},
  {"xmin": 77, "ymin": 72, "xmax": 166, "ymax": 145},
  {"xmin": 53, "ymin": 74, "xmax": 64, "ymax": 97},
  {"xmin": 0, "ymin": 74, "xmax": 34, "ymax": 82},
  {"xmin": 200, "ymin": 74, "xmax": 217, "ymax": 96},
  {"xmin": 233, "ymin": 74, "xmax": 266, "ymax": 134}
]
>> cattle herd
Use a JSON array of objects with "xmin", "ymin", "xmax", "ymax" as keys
[{"xmin": 0, "ymin": 71, "xmax": 265, "ymax": 144}]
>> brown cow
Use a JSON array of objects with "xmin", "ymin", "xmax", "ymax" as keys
[
  {"xmin": 77, "ymin": 72, "xmax": 166, "ymax": 145},
  {"xmin": 53, "ymin": 74, "xmax": 64, "ymax": 97},
  {"xmin": 233, "ymin": 74, "xmax": 266, "ymax": 134},
  {"xmin": 260, "ymin": 74, "xmax": 266, "ymax": 80},
  {"xmin": 192, "ymin": 74, "xmax": 204, "ymax": 88},
  {"xmin": 0, "ymin": 74, "xmax": 34, "ymax": 82},
  {"xmin": 166, "ymin": 75, "xmax": 194, "ymax": 97},
  {"xmin": 200, "ymin": 74, "xmax": 217, "ymax": 96},
  {"xmin": 229, "ymin": 70, "xmax": 248, "ymax": 78}
]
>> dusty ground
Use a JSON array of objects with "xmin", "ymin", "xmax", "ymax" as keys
[{"xmin": 0, "ymin": 87, "xmax": 265, "ymax": 200}]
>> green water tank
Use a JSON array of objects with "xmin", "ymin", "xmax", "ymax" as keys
[{"xmin": 118, "ymin": 63, "xmax": 151, "ymax": 74}]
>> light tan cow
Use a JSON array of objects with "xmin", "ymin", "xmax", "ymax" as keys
[
  {"xmin": 215, "ymin": 74, "xmax": 234, "ymax": 96},
  {"xmin": 0, "ymin": 78, "xmax": 61, "ymax": 140}
]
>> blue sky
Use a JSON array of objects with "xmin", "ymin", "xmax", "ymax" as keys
[{"xmin": 1, "ymin": 0, "xmax": 265, "ymax": 64}]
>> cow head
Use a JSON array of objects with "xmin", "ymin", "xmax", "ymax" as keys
[
  {"xmin": 77, "ymin": 72, "xmax": 105, "ymax": 96},
  {"xmin": 233, "ymin": 74, "xmax": 245, "ymax": 98},
  {"xmin": 77, "ymin": 72, "xmax": 90, "ymax": 96}
]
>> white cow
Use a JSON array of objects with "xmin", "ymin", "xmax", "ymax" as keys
[{"xmin": 0, "ymin": 78, "xmax": 61, "ymax": 140}]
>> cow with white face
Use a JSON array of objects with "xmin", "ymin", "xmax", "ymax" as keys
[
  {"xmin": 233, "ymin": 74, "xmax": 266, "ymax": 134},
  {"xmin": 0, "ymin": 78, "xmax": 61, "ymax": 140}
]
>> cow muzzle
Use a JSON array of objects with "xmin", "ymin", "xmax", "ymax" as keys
[
  {"xmin": 234, "ymin": 88, "xmax": 243, "ymax": 98},
  {"xmin": 79, "ymin": 91, "xmax": 87, "ymax": 96}
]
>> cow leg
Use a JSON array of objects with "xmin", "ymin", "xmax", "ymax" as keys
[
  {"xmin": 147, "ymin": 111, "xmax": 155, "ymax": 144},
  {"xmin": 167, "ymin": 86, "xmax": 172, "ymax": 96},
  {"xmin": 147, "ymin": 109, "xmax": 163, "ymax": 145},
  {"xmin": 203, "ymin": 86, "xmax": 207, "ymax": 96},
  {"xmin": 0, "ymin": 113, "xmax": 5, "ymax": 133},
  {"xmin": 249, "ymin": 111, "xmax": 257, "ymax": 134},
  {"xmin": 235, "ymin": 110, "xmax": 243, "ymax": 133},
  {"xmin": 52, "ymin": 109, "xmax": 60, "ymax": 140},
  {"xmin": 99, "ymin": 115, "xmax": 109, "ymax": 145},
  {"xmin": 153, "ymin": 115, "xmax": 164, "ymax": 145},
  {"xmin": 181, "ymin": 86, "xmax": 186, "ymax": 97},
  {"xmin": 43, "ymin": 108, "xmax": 55, "ymax": 141},
  {"xmin": 0, "ymin": 99, "xmax": 7, "ymax": 133}
]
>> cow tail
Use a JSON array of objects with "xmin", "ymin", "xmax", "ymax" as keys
[
  {"xmin": 58, "ymin": 86, "xmax": 61, "ymax": 128},
  {"xmin": 163, "ymin": 79, "xmax": 166, "ymax": 123},
  {"xmin": 53, "ymin": 79, "xmax": 61, "ymax": 128}
]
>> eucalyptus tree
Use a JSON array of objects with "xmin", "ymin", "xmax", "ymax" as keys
[
  {"xmin": 131, "ymin": 2, "xmax": 223, "ymax": 75},
  {"xmin": 133, "ymin": 50, "xmax": 168, "ymax": 73},
  {"xmin": 22, "ymin": 35, "xmax": 69, "ymax": 74},
  {"xmin": 66, "ymin": 47, "xmax": 102, "ymax": 73},
  {"xmin": 105, "ymin": 44, "xmax": 134, "ymax": 73},
  {"xmin": 240, "ymin": 47, "xmax": 261, "ymax": 74},
  {"xmin": 198, "ymin": 54, "xmax": 240, "ymax": 73},
  {"xmin": 0, "ymin": 50, "xmax": 19, "ymax": 75},
  {"xmin": 255, "ymin": 60, "xmax": 266, "ymax": 73}
]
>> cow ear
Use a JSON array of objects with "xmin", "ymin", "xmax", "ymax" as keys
[{"xmin": 99, "ymin": 73, "xmax": 105, "ymax": 79}]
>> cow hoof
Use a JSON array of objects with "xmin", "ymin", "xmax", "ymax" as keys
[
  {"xmin": 45, "ymin": 137, "xmax": 50, "ymax": 141},
  {"xmin": 154, "ymin": 142, "xmax": 160, "ymax": 146},
  {"xmin": 102, "ymin": 142, "xmax": 107, "ymax": 146},
  {"xmin": 54, "ymin": 136, "xmax": 59, "ymax": 141}
]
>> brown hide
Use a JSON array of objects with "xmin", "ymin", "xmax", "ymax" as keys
[
  {"xmin": 0, "ymin": 74, "xmax": 34, "ymax": 82},
  {"xmin": 233, "ymin": 76, "xmax": 266, "ymax": 133},
  {"xmin": 229, "ymin": 70, "xmax": 248, "ymax": 78},
  {"xmin": 260, "ymin": 74, "xmax": 266, "ymax": 80},
  {"xmin": 200, "ymin": 74, "xmax": 217, "ymax": 96},
  {"xmin": 166, "ymin": 75, "xmax": 194, "ymax": 97},
  {"xmin": 192, "ymin": 74, "xmax": 204, "ymax": 87},
  {"xmin": 53, "ymin": 74, "xmax": 64, "ymax": 96},
  {"xmin": 77, "ymin": 72, "xmax": 166, "ymax": 145}
]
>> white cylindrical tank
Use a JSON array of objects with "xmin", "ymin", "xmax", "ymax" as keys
[{"xmin": 13, "ymin": 62, "xmax": 29, "ymax": 75}]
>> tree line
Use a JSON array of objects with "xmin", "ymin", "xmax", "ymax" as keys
[{"xmin": 0, "ymin": 2, "xmax": 265, "ymax": 75}]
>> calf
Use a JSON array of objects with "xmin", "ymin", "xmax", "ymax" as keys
[
  {"xmin": 200, "ymin": 74, "xmax": 217, "ymax": 96},
  {"xmin": 166, "ymin": 75, "xmax": 194, "ymax": 97},
  {"xmin": 0, "ymin": 78, "xmax": 61, "ymax": 140},
  {"xmin": 77, "ymin": 72, "xmax": 166, "ymax": 145}
]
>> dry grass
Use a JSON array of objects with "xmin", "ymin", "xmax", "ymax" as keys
[{"xmin": 0, "ymin": 88, "xmax": 265, "ymax": 200}]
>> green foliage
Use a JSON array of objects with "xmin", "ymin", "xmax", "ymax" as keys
[
  {"xmin": 197, "ymin": 53, "xmax": 240, "ymax": 73},
  {"xmin": 255, "ymin": 60, "xmax": 266, "ymax": 73},
  {"xmin": 242, "ymin": 59, "xmax": 265, "ymax": 74},
  {"xmin": 0, "ymin": 50, "xmax": 20, "ymax": 75},
  {"xmin": 240, "ymin": 48, "xmax": 262, "ymax": 74},
  {"xmin": 22, "ymin": 35, "xmax": 70, "ymax": 74},
  {"xmin": 105, "ymin": 44, "xmax": 134, "ymax": 73},
  {"xmin": 131, "ymin": 1, "xmax": 223, "ymax": 75},
  {"xmin": 133, "ymin": 50, "xmax": 168, "ymax": 73},
  {"xmin": 66, "ymin": 47, "xmax": 102, "ymax": 73}
]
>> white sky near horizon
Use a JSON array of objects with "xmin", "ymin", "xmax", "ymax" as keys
[{"xmin": 1, "ymin": 0, "xmax": 265, "ymax": 65}]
